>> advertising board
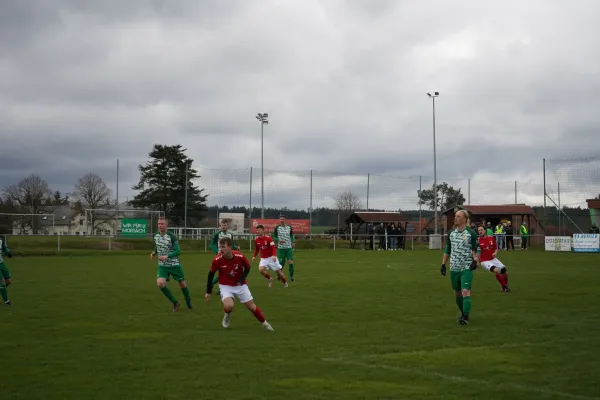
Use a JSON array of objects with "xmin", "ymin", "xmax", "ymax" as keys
[
  {"xmin": 544, "ymin": 236, "xmax": 571, "ymax": 252},
  {"xmin": 572, "ymin": 234, "xmax": 600, "ymax": 253}
]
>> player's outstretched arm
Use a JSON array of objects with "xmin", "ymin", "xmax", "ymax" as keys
[
  {"xmin": 206, "ymin": 270, "xmax": 216, "ymax": 294},
  {"xmin": 469, "ymin": 228, "xmax": 480, "ymax": 261},
  {"xmin": 2, "ymin": 244, "xmax": 12, "ymax": 258},
  {"xmin": 237, "ymin": 266, "xmax": 251, "ymax": 285},
  {"xmin": 440, "ymin": 234, "xmax": 451, "ymax": 275},
  {"xmin": 167, "ymin": 234, "xmax": 181, "ymax": 258},
  {"xmin": 209, "ymin": 232, "xmax": 219, "ymax": 253},
  {"xmin": 237, "ymin": 256, "xmax": 252, "ymax": 284}
]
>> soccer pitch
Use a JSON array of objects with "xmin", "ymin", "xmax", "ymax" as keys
[{"xmin": 2, "ymin": 250, "xmax": 600, "ymax": 400}]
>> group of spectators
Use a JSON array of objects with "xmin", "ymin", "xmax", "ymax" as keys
[
  {"xmin": 471, "ymin": 220, "xmax": 529, "ymax": 250},
  {"xmin": 366, "ymin": 222, "xmax": 406, "ymax": 250}
]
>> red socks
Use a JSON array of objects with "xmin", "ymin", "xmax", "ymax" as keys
[
  {"xmin": 252, "ymin": 306, "xmax": 266, "ymax": 323},
  {"xmin": 280, "ymin": 276, "xmax": 287, "ymax": 284},
  {"xmin": 263, "ymin": 273, "xmax": 271, "ymax": 280},
  {"xmin": 495, "ymin": 273, "xmax": 507, "ymax": 287},
  {"xmin": 502, "ymin": 272, "xmax": 509, "ymax": 284}
]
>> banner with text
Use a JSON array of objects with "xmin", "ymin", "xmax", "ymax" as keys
[
  {"xmin": 572, "ymin": 234, "xmax": 600, "ymax": 253},
  {"xmin": 250, "ymin": 219, "xmax": 310, "ymax": 234},
  {"xmin": 120, "ymin": 219, "xmax": 149, "ymax": 237},
  {"xmin": 544, "ymin": 236, "xmax": 572, "ymax": 252}
]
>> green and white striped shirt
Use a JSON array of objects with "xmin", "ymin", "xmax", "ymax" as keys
[
  {"xmin": 444, "ymin": 227, "xmax": 479, "ymax": 271},
  {"xmin": 273, "ymin": 224, "xmax": 294, "ymax": 249},
  {"xmin": 153, "ymin": 232, "xmax": 181, "ymax": 267}
]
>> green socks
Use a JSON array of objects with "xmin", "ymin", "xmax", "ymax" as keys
[
  {"xmin": 160, "ymin": 286, "xmax": 177, "ymax": 303},
  {"xmin": 0, "ymin": 283, "xmax": 7, "ymax": 302},
  {"xmin": 455, "ymin": 296, "xmax": 463, "ymax": 313},
  {"xmin": 462, "ymin": 296, "xmax": 472, "ymax": 315},
  {"xmin": 181, "ymin": 287, "xmax": 191, "ymax": 307},
  {"xmin": 289, "ymin": 263, "xmax": 295, "ymax": 279}
]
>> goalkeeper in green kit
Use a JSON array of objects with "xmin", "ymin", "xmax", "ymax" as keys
[
  {"xmin": 273, "ymin": 215, "xmax": 296, "ymax": 282},
  {"xmin": 0, "ymin": 236, "xmax": 14, "ymax": 306},
  {"xmin": 209, "ymin": 219, "xmax": 240, "ymax": 291},
  {"xmin": 441, "ymin": 210, "xmax": 479, "ymax": 325}
]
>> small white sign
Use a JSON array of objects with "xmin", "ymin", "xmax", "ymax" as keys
[{"xmin": 544, "ymin": 236, "xmax": 571, "ymax": 252}]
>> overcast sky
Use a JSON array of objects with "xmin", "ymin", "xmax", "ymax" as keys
[{"xmin": 1, "ymin": 0, "xmax": 599, "ymax": 211}]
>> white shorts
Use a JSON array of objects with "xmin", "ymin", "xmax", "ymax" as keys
[
  {"xmin": 481, "ymin": 259, "xmax": 505, "ymax": 272},
  {"xmin": 259, "ymin": 257, "xmax": 282, "ymax": 271},
  {"xmin": 219, "ymin": 284, "xmax": 253, "ymax": 304}
]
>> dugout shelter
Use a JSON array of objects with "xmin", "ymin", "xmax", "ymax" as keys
[{"xmin": 344, "ymin": 211, "xmax": 407, "ymax": 249}]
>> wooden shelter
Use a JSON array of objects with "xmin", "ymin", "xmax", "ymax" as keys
[
  {"xmin": 431, "ymin": 204, "xmax": 546, "ymax": 247},
  {"xmin": 344, "ymin": 211, "xmax": 407, "ymax": 248}
]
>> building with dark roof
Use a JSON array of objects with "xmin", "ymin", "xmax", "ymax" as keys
[{"xmin": 434, "ymin": 204, "xmax": 546, "ymax": 247}]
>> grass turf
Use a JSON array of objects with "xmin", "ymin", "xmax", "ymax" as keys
[{"xmin": 1, "ymin": 249, "xmax": 599, "ymax": 399}]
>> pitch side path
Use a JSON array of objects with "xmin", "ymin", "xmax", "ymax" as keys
[{"xmin": 2, "ymin": 250, "xmax": 599, "ymax": 400}]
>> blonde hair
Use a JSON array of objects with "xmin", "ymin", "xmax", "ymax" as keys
[{"xmin": 455, "ymin": 209, "xmax": 471, "ymax": 226}]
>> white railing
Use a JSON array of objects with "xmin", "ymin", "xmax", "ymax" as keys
[{"xmin": 0, "ymin": 233, "xmax": 548, "ymax": 253}]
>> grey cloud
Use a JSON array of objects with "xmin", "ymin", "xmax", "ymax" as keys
[{"xmin": 1, "ymin": 0, "xmax": 599, "ymax": 213}]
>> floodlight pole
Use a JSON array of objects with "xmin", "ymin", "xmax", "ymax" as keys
[
  {"xmin": 256, "ymin": 113, "xmax": 269, "ymax": 219},
  {"xmin": 427, "ymin": 92, "xmax": 440, "ymax": 235},
  {"xmin": 184, "ymin": 161, "xmax": 189, "ymax": 234}
]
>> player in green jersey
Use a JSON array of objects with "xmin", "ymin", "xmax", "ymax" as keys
[
  {"xmin": 272, "ymin": 215, "xmax": 296, "ymax": 281},
  {"xmin": 441, "ymin": 210, "xmax": 479, "ymax": 325},
  {"xmin": 0, "ymin": 236, "xmax": 13, "ymax": 306},
  {"xmin": 151, "ymin": 218, "xmax": 192, "ymax": 311},
  {"xmin": 209, "ymin": 219, "xmax": 240, "ymax": 290}
]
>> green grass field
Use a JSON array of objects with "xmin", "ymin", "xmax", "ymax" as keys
[{"xmin": 2, "ymin": 249, "xmax": 600, "ymax": 400}]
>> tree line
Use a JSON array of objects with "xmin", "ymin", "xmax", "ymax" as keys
[{"xmin": 2, "ymin": 143, "xmax": 596, "ymax": 234}]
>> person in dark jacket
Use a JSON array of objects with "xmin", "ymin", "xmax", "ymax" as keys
[
  {"xmin": 505, "ymin": 221, "xmax": 514, "ymax": 251},
  {"xmin": 397, "ymin": 223, "xmax": 406, "ymax": 250},
  {"xmin": 367, "ymin": 223, "xmax": 375, "ymax": 250},
  {"xmin": 377, "ymin": 223, "xmax": 386, "ymax": 250}
]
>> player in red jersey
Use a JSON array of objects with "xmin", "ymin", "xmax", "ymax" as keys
[
  {"xmin": 477, "ymin": 225, "xmax": 511, "ymax": 292},
  {"xmin": 205, "ymin": 237, "xmax": 274, "ymax": 331},
  {"xmin": 252, "ymin": 224, "xmax": 288, "ymax": 288}
]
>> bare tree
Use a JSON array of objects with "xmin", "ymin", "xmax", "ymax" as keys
[
  {"xmin": 71, "ymin": 173, "xmax": 113, "ymax": 233},
  {"xmin": 335, "ymin": 190, "xmax": 362, "ymax": 212},
  {"xmin": 3, "ymin": 174, "xmax": 53, "ymax": 233}
]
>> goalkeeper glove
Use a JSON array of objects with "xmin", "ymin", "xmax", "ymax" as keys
[
  {"xmin": 470, "ymin": 260, "xmax": 478, "ymax": 270},
  {"xmin": 6, "ymin": 252, "xmax": 12, "ymax": 258},
  {"xmin": 440, "ymin": 264, "xmax": 447, "ymax": 276}
]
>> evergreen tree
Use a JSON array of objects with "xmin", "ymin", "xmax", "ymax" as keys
[{"xmin": 130, "ymin": 144, "xmax": 207, "ymax": 226}]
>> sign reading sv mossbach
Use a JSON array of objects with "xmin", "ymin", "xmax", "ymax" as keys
[
  {"xmin": 572, "ymin": 234, "xmax": 600, "ymax": 253},
  {"xmin": 120, "ymin": 219, "xmax": 149, "ymax": 237}
]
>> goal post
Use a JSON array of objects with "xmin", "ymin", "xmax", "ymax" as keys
[
  {"xmin": 544, "ymin": 156, "xmax": 600, "ymax": 234},
  {"xmin": 0, "ymin": 212, "xmax": 56, "ymax": 235}
]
